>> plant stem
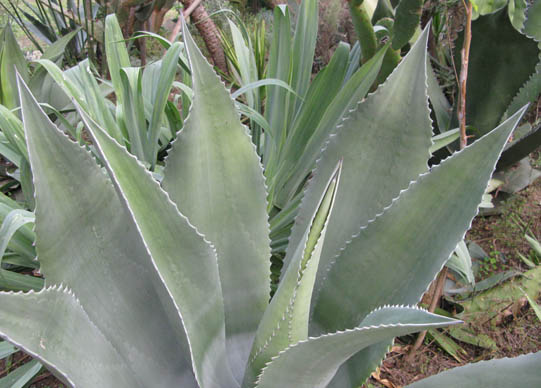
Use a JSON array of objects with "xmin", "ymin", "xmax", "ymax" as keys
[
  {"xmin": 406, "ymin": 267, "xmax": 448, "ymax": 362},
  {"xmin": 458, "ymin": 0, "xmax": 473, "ymax": 150},
  {"xmin": 348, "ymin": 0, "xmax": 377, "ymax": 63}
]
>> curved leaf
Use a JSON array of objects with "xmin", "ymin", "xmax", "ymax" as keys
[
  {"xmin": 314, "ymin": 106, "xmax": 526, "ymax": 387},
  {"xmin": 78, "ymin": 106, "xmax": 237, "ymax": 388},
  {"xmin": 255, "ymin": 306, "xmax": 459, "ymax": 388},
  {"xmin": 0, "ymin": 287, "xmax": 141, "ymax": 388},
  {"xmin": 406, "ymin": 352, "xmax": 541, "ymax": 387},
  {"xmin": 18, "ymin": 77, "xmax": 198, "ymax": 387}
]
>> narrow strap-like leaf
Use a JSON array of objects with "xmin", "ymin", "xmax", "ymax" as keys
[
  {"xmin": 0, "ymin": 287, "xmax": 141, "ymax": 388},
  {"xmin": 146, "ymin": 42, "xmax": 182, "ymax": 166},
  {"xmin": 78, "ymin": 106, "xmax": 238, "ymax": 388},
  {"xmin": 272, "ymin": 42, "xmax": 388, "ymax": 207},
  {"xmin": 162, "ymin": 22, "xmax": 270, "ymax": 381},
  {"xmin": 263, "ymin": 5, "xmax": 292, "ymax": 161},
  {"xmin": 0, "ymin": 359, "xmax": 41, "ymax": 388},
  {"xmin": 104, "ymin": 14, "xmax": 130, "ymax": 104},
  {"xmin": 314, "ymin": 106, "xmax": 527, "ymax": 387},
  {"xmin": 283, "ymin": 24, "xmax": 432, "ymax": 292},
  {"xmin": 255, "ymin": 306, "xmax": 459, "ymax": 388},
  {"xmin": 18, "ymin": 77, "xmax": 198, "ymax": 387},
  {"xmin": 406, "ymin": 351, "xmax": 541, "ymax": 387}
]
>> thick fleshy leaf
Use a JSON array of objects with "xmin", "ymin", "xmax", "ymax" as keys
[
  {"xmin": 255, "ymin": 306, "xmax": 459, "ymax": 388},
  {"xmin": 503, "ymin": 0, "xmax": 541, "ymax": 123},
  {"xmin": 282, "ymin": 24, "xmax": 432, "ymax": 289},
  {"xmin": 459, "ymin": 8, "xmax": 538, "ymax": 139},
  {"xmin": 0, "ymin": 287, "xmax": 141, "ymax": 387},
  {"xmin": 119, "ymin": 67, "xmax": 146, "ymax": 161},
  {"xmin": 406, "ymin": 352, "xmax": 541, "ymax": 387},
  {"xmin": 162, "ymin": 22, "xmax": 270, "ymax": 381},
  {"xmin": 244, "ymin": 163, "xmax": 341, "ymax": 388},
  {"xmin": 392, "ymin": 0, "xmax": 423, "ymax": 49},
  {"xmin": 508, "ymin": 0, "xmax": 528, "ymax": 31},
  {"xmin": 18, "ymin": 78, "xmax": 198, "ymax": 387},
  {"xmin": 314, "ymin": 106, "xmax": 526, "ymax": 387},
  {"xmin": 146, "ymin": 42, "xmax": 182, "ymax": 166},
  {"xmin": 427, "ymin": 58, "xmax": 452, "ymax": 133},
  {"xmin": 78, "ymin": 107, "xmax": 237, "ymax": 388}
]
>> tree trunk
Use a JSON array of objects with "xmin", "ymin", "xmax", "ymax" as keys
[{"xmin": 180, "ymin": 0, "xmax": 228, "ymax": 75}]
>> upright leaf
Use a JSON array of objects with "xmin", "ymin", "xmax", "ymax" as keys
[
  {"xmin": 147, "ymin": 42, "xmax": 182, "ymax": 166},
  {"xmin": 289, "ymin": 0, "xmax": 318, "ymax": 119},
  {"xmin": 244, "ymin": 163, "xmax": 341, "ymax": 388},
  {"xmin": 162, "ymin": 22, "xmax": 270, "ymax": 381},
  {"xmin": 78, "ymin": 107, "xmax": 238, "ymax": 388},
  {"xmin": 314, "ymin": 107, "xmax": 526, "ymax": 387},
  {"xmin": 0, "ymin": 24, "xmax": 29, "ymax": 109},
  {"xmin": 264, "ymin": 5, "xmax": 292, "ymax": 165},
  {"xmin": 273, "ymin": 43, "xmax": 350, "ymax": 185},
  {"xmin": 105, "ymin": 14, "xmax": 130, "ymax": 104},
  {"xmin": 283, "ymin": 24, "xmax": 433, "ymax": 291},
  {"xmin": 18, "ymin": 78, "xmax": 198, "ymax": 387},
  {"xmin": 273, "ymin": 43, "xmax": 388, "ymax": 207}
]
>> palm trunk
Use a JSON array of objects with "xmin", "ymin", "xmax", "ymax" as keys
[{"xmin": 179, "ymin": 0, "xmax": 228, "ymax": 75}]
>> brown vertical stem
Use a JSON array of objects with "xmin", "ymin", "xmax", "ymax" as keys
[
  {"xmin": 459, "ymin": 0, "xmax": 473, "ymax": 150},
  {"xmin": 170, "ymin": 0, "xmax": 228, "ymax": 75},
  {"xmin": 406, "ymin": 267, "xmax": 448, "ymax": 362}
]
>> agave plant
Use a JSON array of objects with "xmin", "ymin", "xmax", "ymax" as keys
[{"xmin": 0, "ymin": 8, "xmax": 540, "ymax": 388}]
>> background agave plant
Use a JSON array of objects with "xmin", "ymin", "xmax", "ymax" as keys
[{"xmin": 0, "ymin": 7, "xmax": 540, "ymax": 388}]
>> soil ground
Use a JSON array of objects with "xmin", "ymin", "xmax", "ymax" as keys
[{"xmin": 365, "ymin": 153, "xmax": 541, "ymax": 388}]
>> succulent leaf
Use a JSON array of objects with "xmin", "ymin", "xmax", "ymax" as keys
[
  {"xmin": 17, "ymin": 76, "xmax": 198, "ymax": 387},
  {"xmin": 406, "ymin": 352, "xmax": 541, "ymax": 387},
  {"xmin": 315, "ymin": 106, "xmax": 527, "ymax": 387},
  {"xmin": 78, "ymin": 106, "xmax": 238, "ymax": 388},
  {"xmin": 0, "ymin": 287, "xmax": 141, "ymax": 387},
  {"xmin": 392, "ymin": 0, "xmax": 423, "ymax": 50},
  {"xmin": 459, "ymin": 8, "xmax": 539, "ymax": 139},
  {"xmin": 244, "ymin": 162, "xmax": 342, "ymax": 388},
  {"xmin": 162, "ymin": 21, "xmax": 271, "ymax": 380},
  {"xmin": 283, "ymin": 23, "xmax": 433, "ymax": 298},
  {"xmin": 255, "ymin": 306, "xmax": 459, "ymax": 388}
]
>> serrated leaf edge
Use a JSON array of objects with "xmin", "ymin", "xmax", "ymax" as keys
[
  {"xmin": 311, "ymin": 105, "xmax": 528, "ymax": 319},
  {"xmin": 254, "ymin": 304, "xmax": 460, "ymax": 387},
  {"xmin": 281, "ymin": 22, "xmax": 433, "ymax": 279},
  {"xmin": 163, "ymin": 20, "xmax": 272, "ymax": 294},
  {"xmin": 77, "ymin": 105, "xmax": 219, "ymax": 388}
]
